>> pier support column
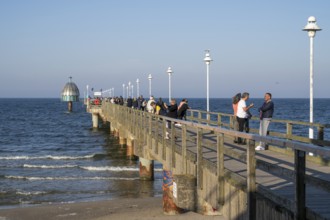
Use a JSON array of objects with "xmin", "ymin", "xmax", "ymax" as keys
[
  {"xmin": 68, "ymin": 101, "xmax": 73, "ymax": 112},
  {"xmin": 163, "ymin": 169, "xmax": 183, "ymax": 215},
  {"xmin": 139, "ymin": 157, "xmax": 154, "ymax": 181},
  {"xmin": 92, "ymin": 113, "xmax": 99, "ymax": 128},
  {"xmin": 173, "ymin": 175, "xmax": 196, "ymax": 211},
  {"xmin": 119, "ymin": 137, "xmax": 127, "ymax": 145},
  {"xmin": 126, "ymin": 138, "xmax": 136, "ymax": 160}
]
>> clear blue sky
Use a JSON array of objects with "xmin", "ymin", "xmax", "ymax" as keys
[{"xmin": 0, "ymin": 0, "xmax": 329, "ymax": 98}]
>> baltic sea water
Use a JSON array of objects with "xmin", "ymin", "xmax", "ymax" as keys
[{"xmin": 0, "ymin": 98, "xmax": 329, "ymax": 207}]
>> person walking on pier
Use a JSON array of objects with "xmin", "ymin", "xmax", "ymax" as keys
[
  {"xmin": 177, "ymin": 99, "xmax": 190, "ymax": 120},
  {"xmin": 165, "ymin": 99, "xmax": 178, "ymax": 139},
  {"xmin": 146, "ymin": 96, "xmax": 156, "ymax": 113},
  {"xmin": 236, "ymin": 92, "xmax": 254, "ymax": 144},
  {"xmin": 255, "ymin": 93, "xmax": 274, "ymax": 151}
]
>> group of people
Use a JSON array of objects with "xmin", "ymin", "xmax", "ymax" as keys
[{"xmin": 232, "ymin": 92, "xmax": 274, "ymax": 151}]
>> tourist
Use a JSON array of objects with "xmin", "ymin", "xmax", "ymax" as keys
[
  {"xmin": 126, "ymin": 96, "xmax": 133, "ymax": 108},
  {"xmin": 156, "ymin": 98, "xmax": 167, "ymax": 116},
  {"xmin": 137, "ymin": 95, "xmax": 145, "ymax": 110},
  {"xmin": 236, "ymin": 92, "xmax": 254, "ymax": 145},
  {"xmin": 132, "ymin": 97, "xmax": 138, "ymax": 109},
  {"xmin": 177, "ymin": 99, "xmax": 190, "ymax": 120},
  {"xmin": 255, "ymin": 93, "xmax": 274, "ymax": 151},
  {"xmin": 146, "ymin": 96, "xmax": 156, "ymax": 113},
  {"xmin": 165, "ymin": 99, "xmax": 178, "ymax": 139},
  {"xmin": 232, "ymin": 93, "xmax": 241, "ymax": 143}
]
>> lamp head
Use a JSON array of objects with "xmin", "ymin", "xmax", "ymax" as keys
[
  {"xmin": 303, "ymin": 16, "xmax": 322, "ymax": 38},
  {"xmin": 167, "ymin": 67, "xmax": 173, "ymax": 75},
  {"xmin": 204, "ymin": 50, "xmax": 213, "ymax": 64}
]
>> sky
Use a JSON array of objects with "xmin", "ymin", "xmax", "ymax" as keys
[{"xmin": 0, "ymin": 0, "xmax": 329, "ymax": 98}]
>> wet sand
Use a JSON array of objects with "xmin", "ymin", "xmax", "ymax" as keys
[{"xmin": 0, "ymin": 197, "xmax": 224, "ymax": 220}]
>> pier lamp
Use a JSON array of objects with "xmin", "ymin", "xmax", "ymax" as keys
[
  {"xmin": 166, "ymin": 67, "xmax": 173, "ymax": 101},
  {"xmin": 303, "ymin": 16, "xmax": 322, "ymax": 139},
  {"xmin": 148, "ymin": 74, "xmax": 152, "ymax": 97},
  {"xmin": 126, "ymin": 86, "xmax": 129, "ymax": 99},
  {"xmin": 204, "ymin": 50, "xmax": 213, "ymax": 113},
  {"xmin": 112, "ymin": 88, "xmax": 115, "ymax": 97},
  {"xmin": 122, "ymin": 84, "xmax": 125, "ymax": 98},
  {"xmin": 136, "ymin": 78, "xmax": 140, "ymax": 97},
  {"xmin": 131, "ymin": 84, "xmax": 134, "ymax": 98},
  {"xmin": 128, "ymin": 81, "xmax": 131, "ymax": 97}
]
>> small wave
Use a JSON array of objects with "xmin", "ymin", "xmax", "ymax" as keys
[
  {"xmin": 5, "ymin": 175, "xmax": 139, "ymax": 181},
  {"xmin": 23, "ymin": 164, "xmax": 77, "ymax": 169},
  {"xmin": 16, "ymin": 190, "xmax": 47, "ymax": 196},
  {"xmin": 80, "ymin": 166, "xmax": 139, "ymax": 172},
  {"xmin": 0, "ymin": 154, "xmax": 104, "ymax": 160}
]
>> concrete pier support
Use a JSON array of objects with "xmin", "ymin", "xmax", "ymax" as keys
[
  {"xmin": 173, "ymin": 174, "xmax": 196, "ymax": 211},
  {"xmin": 139, "ymin": 157, "xmax": 154, "ymax": 181},
  {"xmin": 119, "ymin": 137, "xmax": 126, "ymax": 145},
  {"xmin": 126, "ymin": 138, "xmax": 135, "ymax": 159},
  {"xmin": 92, "ymin": 113, "xmax": 99, "ymax": 128},
  {"xmin": 163, "ymin": 169, "xmax": 183, "ymax": 215},
  {"xmin": 68, "ymin": 101, "xmax": 72, "ymax": 112}
]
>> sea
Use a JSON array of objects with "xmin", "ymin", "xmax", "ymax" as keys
[{"xmin": 0, "ymin": 98, "xmax": 329, "ymax": 208}]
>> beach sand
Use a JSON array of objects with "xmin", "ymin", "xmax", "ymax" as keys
[{"xmin": 0, "ymin": 197, "xmax": 225, "ymax": 220}]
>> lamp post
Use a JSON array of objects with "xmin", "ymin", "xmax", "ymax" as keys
[
  {"xmin": 204, "ymin": 50, "xmax": 213, "ymax": 113},
  {"xmin": 136, "ymin": 78, "xmax": 140, "ymax": 97},
  {"xmin": 128, "ymin": 81, "xmax": 131, "ymax": 97},
  {"xmin": 303, "ymin": 16, "xmax": 322, "ymax": 139},
  {"xmin": 131, "ymin": 84, "xmax": 134, "ymax": 98},
  {"xmin": 126, "ymin": 86, "xmax": 129, "ymax": 99},
  {"xmin": 122, "ymin": 84, "xmax": 125, "ymax": 98},
  {"xmin": 112, "ymin": 88, "xmax": 115, "ymax": 97},
  {"xmin": 148, "ymin": 74, "xmax": 152, "ymax": 97},
  {"xmin": 166, "ymin": 67, "xmax": 173, "ymax": 101}
]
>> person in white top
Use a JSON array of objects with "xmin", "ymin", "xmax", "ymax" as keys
[{"xmin": 236, "ymin": 92, "xmax": 254, "ymax": 144}]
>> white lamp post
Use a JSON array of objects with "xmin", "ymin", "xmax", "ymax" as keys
[
  {"xmin": 136, "ymin": 78, "xmax": 140, "ymax": 97},
  {"xmin": 131, "ymin": 84, "xmax": 134, "ymax": 98},
  {"xmin": 167, "ymin": 67, "xmax": 173, "ymax": 101},
  {"xmin": 126, "ymin": 86, "xmax": 129, "ymax": 99},
  {"xmin": 112, "ymin": 88, "xmax": 115, "ymax": 97},
  {"xmin": 86, "ymin": 85, "xmax": 89, "ymax": 98},
  {"xmin": 204, "ymin": 50, "xmax": 213, "ymax": 113},
  {"xmin": 303, "ymin": 16, "xmax": 322, "ymax": 139},
  {"xmin": 148, "ymin": 74, "xmax": 152, "ymax": 97},
  {"xmin": 122, "ymin": 84, "xmax": 125, "ymax": 98},
  {"xmin": 128, "ymin": 81, "xmax": 131, "ymax": 97}
]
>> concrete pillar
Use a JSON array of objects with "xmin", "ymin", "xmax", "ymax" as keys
[
  {"xmin": 126, "ymin": 138, "xmax": 135, "ymax": 159},
  {"xmin": 119, "ymin": 137, "xmax": 126, "ymax": 145},
  {"xmin": 173, "ymin": 174, "xmax": 196, "ymax": 211},
  {"xmin": 92, "ymin": 113, "xmax": 99, "ymax": 128},
  {"xmin": 139, "ymin": 157, "xmax": 154, "ymax": 181},
  {"xmin": 68, "ymin": 101, "xmax": 72, "ymax": 112},
  {"xmin": 163, "ymin": 169, "xmax": 183, "ymax": 215}
]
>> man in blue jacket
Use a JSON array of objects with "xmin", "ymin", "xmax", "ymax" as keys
[{"xmin": 255, "ymin": 93, "xmax": 274, "ymax": 151}]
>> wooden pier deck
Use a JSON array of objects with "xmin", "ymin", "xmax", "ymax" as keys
[{"xmin": 90, "ymin": 102, "xmax": 330, "ymax": 220}]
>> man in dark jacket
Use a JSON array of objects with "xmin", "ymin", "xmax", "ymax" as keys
[
  {"xmin": 165, "ymin": 99, "xmax": 177, "ymax": 139},
  {"xmin": 255, "ymin": 93, "xmax": 274, "ymax": 151}
]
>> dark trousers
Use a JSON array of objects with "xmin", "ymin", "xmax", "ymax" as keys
[{"xmin": 237, "ymin": 117, "xmax": 248, "ymax": 143}]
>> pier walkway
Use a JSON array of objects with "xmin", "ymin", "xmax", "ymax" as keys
[{"xmin": 89, "ymin": 101, "xmax": 330, "ymax": 220}]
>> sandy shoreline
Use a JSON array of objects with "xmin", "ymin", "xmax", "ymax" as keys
[{"xmin": 0, "ymin": 197, "xmax": 224, "ymax": 220}]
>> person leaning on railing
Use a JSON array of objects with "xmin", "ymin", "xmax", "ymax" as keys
[{"xmin": 255, "ymin": 93, "xmax": 274, "ymax": 151}]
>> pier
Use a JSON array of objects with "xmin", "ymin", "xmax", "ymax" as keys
[{"xmin": 88, "ymin": 101, "xmax": 330, "ymax": 220}]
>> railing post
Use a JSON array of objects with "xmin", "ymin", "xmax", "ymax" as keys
[
  {"xmin": 197, "ymin": 128, "xmax": 203, "ymax": 190},
  {"xmin": 294, "ymin": 149, "xmax": 306, "ymax": 220},
  {"xmin": 217, "ymin": 114, "xmax": 222, "ymax": 127},
  {"xmin": 217, "ymin": 133, "xmax": 225, "ymax": 207},
  {"xmin": 182, "ymin": 124, "xmax": 187, "ymax": 174},
  {"xmin": 162, "ymin": 119, "xmax": 167, "ymax": 161},
  {"xmin": 171, "ymin": 121, "xmax": 175, "ymax": 168},
  {"xmin": 286, "ymin": 123, "xmax": 293, "ymax": 140},
  {"xmin": 247, "ymin": 139, "xmax": 256, "ymax": 220},
  {"xmin": 155, "ymin": 116, "xmax": 159, "ymax": 154},
  {"xmin": 317, "ymin": 126, "xmax": 324, "ymax": 141}
]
